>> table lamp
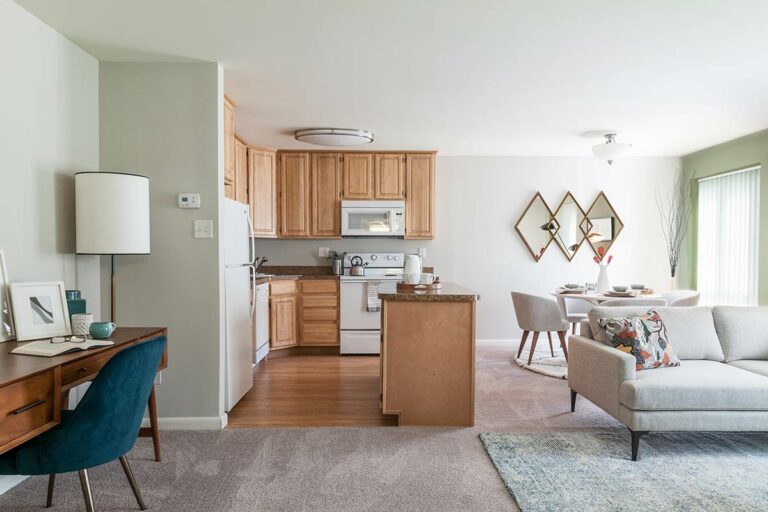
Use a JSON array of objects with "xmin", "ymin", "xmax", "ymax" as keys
[{"xmin": 75, "ymin": 172, "xmax": 150, "ymax": 322}]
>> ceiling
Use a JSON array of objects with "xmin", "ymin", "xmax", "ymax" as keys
[{"xmin": 15, "ymin": 0, "xmax": 768, "ymax": 156}]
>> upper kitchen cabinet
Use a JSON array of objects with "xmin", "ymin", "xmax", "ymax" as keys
[
  {"xmin": 234, "ymin": 136, "xmax": 248, "ymax": 204},
  {"xmin": 249, "ymin": 146, "xmax": 278, "ymax": 237},
  {"xmin": 278, "ymin": 152, "xmax": 311, "ymax": 238},
  {"xmin": 310, "ymin": 153, "xmax": 342, "ymax": 238},
  {"xmin": 342, "ymin": 153, "xmax": 374, "ymax": 199},
  {"xmin": 405, "ymin": 153, "xmax": 436, "ymax": 239},
  {"xmin": 374, "ymin": 154, "xmax": 405, "ymax": 199},
  {"xmin": 223, "ymin": 96, "xmax": 236, "ymax": 185}
]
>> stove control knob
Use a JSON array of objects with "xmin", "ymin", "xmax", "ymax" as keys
[
  {"xmin": 386, "ymin": 255, "xmax": 393, "ymax": 261},
  {"xmin": 370, "ymin": 255, "xmax": 377, "ymax": 261}
]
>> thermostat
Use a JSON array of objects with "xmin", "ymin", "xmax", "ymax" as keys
[{"xmin": 178, "ymin": 193, "xmax": 201, "ymax": 209}]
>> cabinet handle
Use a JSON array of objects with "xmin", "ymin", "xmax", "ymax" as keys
[
  {"xmin": 10, "ymin": 399, "xmax": 46, "ymax": 416},
  {"xmin": 77, "ymin": 367, "xmax": 89, "ymax": 374}
]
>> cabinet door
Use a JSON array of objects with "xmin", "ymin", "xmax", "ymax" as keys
[
  {"xmin": 405, "ymin": 154, "xmax": 435, "ymax": 239},
  {"xmin": 249, "ymin": 147, "xmax": 277, "ymax": 237},
  {"xmin": 374, "ymin": 154, "xmax": 405, "ymax": 199},
  {"xmin": 270, "ymin": 296, "xmax": 297, "ymax": 349},
  {"xmin": 311, "ymin": 153, "xmax": 342, "ymax": 238},
  {"xmin": 234, "ymin": 138, "xmax": 248, "ymax": 204},
  {"xmin": 223, "ymin": 97, "xmax": 235, "ymax": 183},
  {"xmin": 342, "ymin": 153, "xmax": 374, "ymax": 199},
  {"xmin": 278, "ymin": 152, "xmax": 310, "ymax": 238}
]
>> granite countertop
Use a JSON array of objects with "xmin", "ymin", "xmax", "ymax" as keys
[
  {"xmin": 256, "ymin": 266, "xmax": 339, "ymax": 283},
  {"xmin": 377, "ymin": 282, "xmax": 478, "ymax": 302}
]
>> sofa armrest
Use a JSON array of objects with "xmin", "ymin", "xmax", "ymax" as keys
[{"xmin": 568, "ymin": 335, "xmax": 636, "ymax": 420}]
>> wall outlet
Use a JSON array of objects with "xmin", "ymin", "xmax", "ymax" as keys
[
  {"xmin": 194, "ymin": 219, "xmax": 214, "ymax": 239},
  {"xmin": 318, "ymin": 247, "xmax": 330, "ymax": 258},
  {"xmin": 178, "ymin": 193, "xmax": 201, "ymax": 209},
  {"xmin": 418, "ymin": 247, "xmax": 427, "ymax": 259}
]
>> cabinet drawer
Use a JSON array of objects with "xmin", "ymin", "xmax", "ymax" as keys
[
  {"xmin": 300, "ymin": 280, "xmax": 337, "ymax": 294},
  {"xmin": 302, "ymin": 295, "xmax": 338, "ymax": 308},
  {"xmin": 0, "ymin": 370, "xmax": 57, "ymax": 449},
  {"xmin": 61, "ymin": 350, "xmax": 114, "ymax": 388},
  {"xmin": 302, "ymin": 322, "xmax": 339, "ymax": 344},
  {"xmin": 303, "ymin": 308, "xmax": 338, "ymax": 321},
  {"xmin": 270, "ymin": 280, "xmax": 297, "ymax": 296}
]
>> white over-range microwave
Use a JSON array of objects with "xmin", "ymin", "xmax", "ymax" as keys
[{"xmin": 341, "ymin": 200, "xmax": 405, "ymax": 237}]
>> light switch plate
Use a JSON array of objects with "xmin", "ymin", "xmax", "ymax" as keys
[
  {"xmin": 418, "ymin": 247, "xmax": 427, "ymax": 259},
  {"xmin": 178, "ymin": 193, "xmax": 201, "ymax": 208},
  {"xmin": 194, "ymin": 219, "xmax": 214, "ymax": 239}
]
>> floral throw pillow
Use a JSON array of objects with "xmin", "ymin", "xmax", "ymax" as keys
[{"xmin": 598, "ymin": 310, "xmax": 680, "ymax": 371}]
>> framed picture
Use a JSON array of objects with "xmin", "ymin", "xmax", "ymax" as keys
[
  {"xmin": 10, "ymin": 281, "xmax": 71, "ymax": 341},
  {"xmin": 0, "ymin": 251, "xmax": 14, "ymax": 342}
]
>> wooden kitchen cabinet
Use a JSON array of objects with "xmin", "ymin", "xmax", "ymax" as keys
[
  {"xmin": 310, "ymin": 153, "xmax": 342, "ymax": 238},
  {"xmin": 405, "ymin": 153, "xmax": 435, "ymax": 239},
  {"xmin": 234, "ymin": 136, "xmax": 248, "ymax": 204},
  {"xmin": 249, "ymin": 146, "xmax": 278, "ymax": 237},
  {"xmin": 278, "ymin": 152, "xmax": 311, "ymax": 238},
  {"xmin": 374, "ymin": 154, "xmax": 405, "ymax": 199},
  {"xmin": 224, "ymin": 96, "xmax": 236, "ymax": 184},
  {"xmin": 270, "ymin": 280, "xmax": 298, "ymax": 350},
  {"xmin": 342, "ymin": 153, "xmax": 374, "ymax": 199},
  {"xmin": 299, "ymin": 279, "xmax": 339, "ymax": 346}
]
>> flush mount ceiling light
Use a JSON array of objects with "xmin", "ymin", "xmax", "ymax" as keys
[
  {"xmin": 295, "ymin": 128, "xmax": 374, "ymax": 147},
  {"xmin": 592, "ymin": 133, "xmax": 632, "ymax": 165}
]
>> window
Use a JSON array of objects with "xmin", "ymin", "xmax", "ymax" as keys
[{"xmin": 697, "ymin": 166, "xmax": 760, "ymax": 305}]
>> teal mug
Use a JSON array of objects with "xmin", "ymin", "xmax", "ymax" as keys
[{"xmin": 89, "ymin": 322, "xmax": 117, "ymax": 339}]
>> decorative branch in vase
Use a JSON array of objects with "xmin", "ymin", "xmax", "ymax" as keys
[
  {"xmin": 656, "ymin": 169, "xmax": 692, "ymax": 289},
  {"xmin": 593, "ymin": 248, "xmax": 613, "ymax": 293}
]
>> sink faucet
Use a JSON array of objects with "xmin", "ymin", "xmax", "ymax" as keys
[{"xmin": 255, "ymin": 256, "xmax": 268, "ymax": 273}]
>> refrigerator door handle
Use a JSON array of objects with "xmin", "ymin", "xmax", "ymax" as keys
[
  {"xmin": 249, "ymin": 265, "xmax": 257, "ymax": 318},
  {"xmin": 245, "ymin": 206, "xmax": 256, "ymax": 265}
]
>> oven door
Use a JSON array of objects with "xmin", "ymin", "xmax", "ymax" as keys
[
  {"xmin": 341, "ymin": 207, "xmax": 405, "ymax": 237},
  {"xmin": 340, "ymin": 281, "xmax": 381, "ymax": 330}
]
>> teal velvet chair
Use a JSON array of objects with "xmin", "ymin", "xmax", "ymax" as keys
[{"xmin": 0, "ymin": 336, "xmax": 166, "ymax": 511}]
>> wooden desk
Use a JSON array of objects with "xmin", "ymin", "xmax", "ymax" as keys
[{"xmin": 0, "ymin": 327, "xmax": 167, "ymax": 459}]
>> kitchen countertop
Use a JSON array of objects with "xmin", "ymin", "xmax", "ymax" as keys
[
  {"xmin": 256, "ymin": 266, "xmax": 339, "ymax": 284},
  {"xmin": 378, "ymin": 282, "xmax": 478, "ymax": 302}
]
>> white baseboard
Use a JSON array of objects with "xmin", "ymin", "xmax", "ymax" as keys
[
  {"xmin": 141, "ymin": 413, "xmax": 228, "ymax": 430},
  {"xmin": 477, "ymin": 338, "xmax": 515, "ymax": 344},
  {"xmin": 0, "ymin": 475, "xmax": 27, "ymax": 496}
]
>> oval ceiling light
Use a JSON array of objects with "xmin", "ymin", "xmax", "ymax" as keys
[
  {"xmin": 592, "ymin": 133, "xmax": 632, "ymax": 165},
  {"xmin": 295, "ymin": 128, "xmax": 374, "ymax": 147}
]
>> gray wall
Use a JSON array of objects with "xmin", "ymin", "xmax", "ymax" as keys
[
  {"xmin": 99, "ymin": 62, "xmax": 225, "ymax": 423},
  {"xmin": 256, "ymin": 156, "xmax": 680, "ymax": 339}
]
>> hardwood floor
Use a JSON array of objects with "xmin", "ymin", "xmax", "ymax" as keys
[{"xmin": 227, "ymin": 355, "xmax": 398, "ymax": 428}]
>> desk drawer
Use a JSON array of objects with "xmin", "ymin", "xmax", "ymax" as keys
[
  {"xmin": 0, "ymin": 370, "xmax": 56, "ymax": 449},
  {"xmin": 62, "ymin": 351, "xmax": 114, "ymax": 387}
]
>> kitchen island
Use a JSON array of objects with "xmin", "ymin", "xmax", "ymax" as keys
[{"xmin": 378, "ymin": 282, "xmax": 477, "ymax": 426}]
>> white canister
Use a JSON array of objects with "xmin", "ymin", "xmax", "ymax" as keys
[{"xmin": 71, "ymin": 313, "xmax": 94, "ymax": 337}]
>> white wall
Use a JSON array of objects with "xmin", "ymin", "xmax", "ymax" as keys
[
  {"xmin": 99, "ymin": 62, "xmax": 225, "ymax": 424},
  {"xmin": 0, "ymin": 0, "xmax": 100, "ymax": 494},
  {"xmin": 256, "ymin": 156, "xmax": 680, "ymax": 339}
]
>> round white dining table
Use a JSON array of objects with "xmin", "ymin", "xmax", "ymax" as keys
[{"xmin": 552, "ymin": 291, "xmax": 664, "ymax": 305}]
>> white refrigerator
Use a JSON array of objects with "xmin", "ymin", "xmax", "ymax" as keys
[{"xmin": 224, "ymin": 198, "xmax": 255, "ymax": 411}]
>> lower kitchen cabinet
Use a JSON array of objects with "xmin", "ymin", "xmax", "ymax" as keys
[
  {"xmin": 270, "ymin": 281, "xmax": 298, "ymax": 350},
  {"xmin": 299, "ymin": 279, "xmax": 339, "ymax": 346}
]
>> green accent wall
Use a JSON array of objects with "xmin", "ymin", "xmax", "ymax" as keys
[{"xmin": 681, "ymin": 129, "xmax": 768, "ymax": 305}]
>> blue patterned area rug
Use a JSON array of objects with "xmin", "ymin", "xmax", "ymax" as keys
[{"xmin": 480, "ymin": 431, "xmax": 768, "ymax": 512}]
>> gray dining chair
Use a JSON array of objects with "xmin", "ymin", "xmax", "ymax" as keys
[
  {"xmin": 556, "ymin": 295, "xmax": 593, "ymax": 334},
  {"xmin": 511, "ymin": 292, "xmax": 570, "ymax": 365},
  {"xmin": 599, "ymin": 298, "xmax": 667, "ymax": 307},
  {"xmin": 660, "ymin": 290, "xmax": 700, "ymax": 307}
]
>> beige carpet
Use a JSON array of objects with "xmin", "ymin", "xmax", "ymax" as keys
[{"xmin": 0, "ymin": 341, "xmax": 621, "ymax": 511}]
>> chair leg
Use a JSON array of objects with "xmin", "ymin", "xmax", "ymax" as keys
[
  {"xmin": 527, "ymin": 332, "xmax": 540, "ymax": 365},
  {"xmin": 46, "ymin": 474, "xmax": 55, "ymax": 508},
  {"xmin": 78, "ymin": 469, "xmax": 95, "ymax": 512},
  {"xmin": 570, "ymin": 389, "xmax": 577, "ymax": 412},
  {"xmin": 147, "ymin": 386, "xmax": 161, "ymax": 462},
  {"xmin": 516, "ymin": 330, "xmax": 530, "ymax": 359},
  {"xmin": 630, "ymin": 430, "xmax": 649, "ymax": 461},
  {"xmin": 547, "ymin": 332, "xmax": 554, "ymax": 357},
  {"xmin": 557, "ymin": 331, "xmax": 569, "ymax": 361},
  {"xmin": 120, "ymin": 455, "xmax": 148, "ymax": 510}
]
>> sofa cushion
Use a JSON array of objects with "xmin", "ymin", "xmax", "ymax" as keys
[
  {"xmin": 598, "ymin": 310, "xmax": 680, "ymax": 371},
  {"xmin": 619, "ymin": 361, "xmax": 768, "ymax": 411},
  {"xmin": 589, "ymin": 306, "xmax": 723, "ymax": 361},
  {"xmin": 728, "ymin": 360, "xmax": 768, "ymax": 378},
  {"xmin": 713, "ymin": 306, "xmax": 768, "ymax": 362}
]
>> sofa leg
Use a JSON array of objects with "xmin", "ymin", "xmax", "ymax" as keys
[
  {"xmin": 630, "ymin": 430, "xmax": 648, "ymax": 461},
  {"xmin": 570, "ymin": 389, "xmax": 577, "ymax": 412}
]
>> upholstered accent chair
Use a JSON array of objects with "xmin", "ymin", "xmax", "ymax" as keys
[
  {"xmin": 511, "ymin": 292, "xmax": 570, "ymax": 365},
  {"xmin": 555, "ymin": 295, "xmax": 592, "ymax": 334}
]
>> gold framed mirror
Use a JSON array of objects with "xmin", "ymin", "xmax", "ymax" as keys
[
  {"xmin": 551, "ymin": 192, "xmax": 587, "ymax": 261},
  {"xmin": 583, "ymin": 191, "xmax": 623, "ymax": 260},
  {"xmin": 515, "ymin": 192, "xmax": 554, "ymax": 262}
]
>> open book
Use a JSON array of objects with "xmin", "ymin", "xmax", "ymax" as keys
[{"xmin": 11, "ymin": 338, "xmax": 115, "ymax": 357}]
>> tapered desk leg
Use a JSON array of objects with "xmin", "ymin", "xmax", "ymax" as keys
[{"xmin": 148, "ymin": 386, "xmax": 161, "ymax": 462}]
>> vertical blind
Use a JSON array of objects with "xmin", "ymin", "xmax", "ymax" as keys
[{"xmin": 697, "ymin": 166, "xmax": 760, "ymax": 305}]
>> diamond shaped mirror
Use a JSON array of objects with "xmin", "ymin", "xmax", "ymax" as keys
[
  {"xmin": 583, "ymin": 191, "xmax": 623, "ymax": 260},
  {"xmin": 515, "ymin": 192, "xmax": 554, "ymax": 262},
  {"xmin": 551, "ymin": 192, "xmax": 586, "ymax": 261}
]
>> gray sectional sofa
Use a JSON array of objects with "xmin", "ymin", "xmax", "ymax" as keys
[{"xmin": 568, "ymin": 305, "xmax": 768, "ymax": 460}]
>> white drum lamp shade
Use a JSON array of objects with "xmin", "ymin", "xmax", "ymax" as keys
[{"xmin": 75, "ymin": 172, "xmax": 150, "ymax": 255}]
